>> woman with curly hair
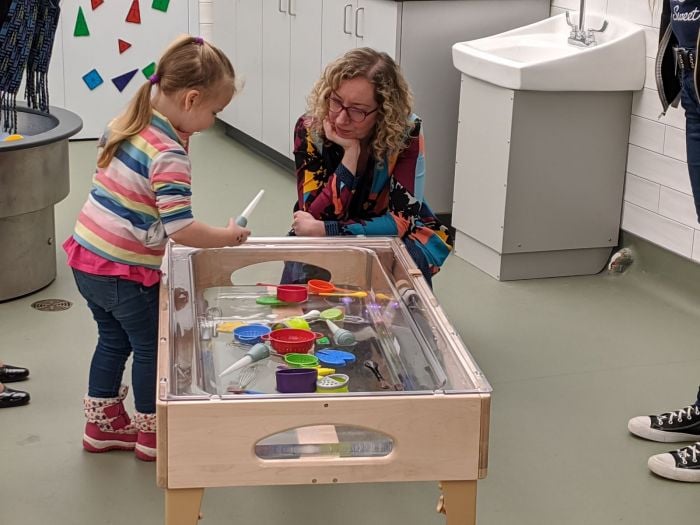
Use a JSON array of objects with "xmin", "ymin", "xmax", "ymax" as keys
[{"xmin": 285, "ymin": 47, "xmax": 452, "ymax": 286}]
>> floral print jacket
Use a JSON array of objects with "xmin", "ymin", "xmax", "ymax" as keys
[{"xmin": 292, "ymin": 114, "xmax": 453, "ymax": 275}]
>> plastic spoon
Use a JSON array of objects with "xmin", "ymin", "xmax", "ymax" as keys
[
  {"xmin": 319, "ymin": 291, "xmax": 368, "ymax": 298},
  {"xmin": 277, "ymin": 310, "xmax": 321, "ymax": 324}
]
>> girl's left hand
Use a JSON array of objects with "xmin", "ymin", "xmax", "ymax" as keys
[{"xmin": 292, "ymin": 211, "xmax": 325, "ymax": 236}]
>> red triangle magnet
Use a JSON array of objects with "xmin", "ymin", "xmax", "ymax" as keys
[
  {"xmin": 91, "ymin": 0, "xmax": 104, "ymax": 10},
  {"xmin": 118, "ymin": 39, "xmax": 132, "ymax": 54},
  {"xmin": 126, "ymin": 0, "xmax": 141, "ymax": 24}
]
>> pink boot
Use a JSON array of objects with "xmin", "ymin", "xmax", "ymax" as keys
[
  {"xmin": 134, "ymin": 411, "xmax": 157, "ymax": 462},
  {"xmin": 83, "ymin": 385, "xmax": 137, "ymax": 453}
]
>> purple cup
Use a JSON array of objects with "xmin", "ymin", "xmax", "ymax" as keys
[{"xmin": 276, "ymin": 368, "xmax": 318, "ymax": 393}]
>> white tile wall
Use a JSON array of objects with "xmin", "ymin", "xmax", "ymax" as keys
[
  {"xmin": 552, "ymin": 0, "xmax": 700, "ymax": 264},
  {"xmin": 199, "ymin": 0, "xmax": 213, "ymax": 41}
]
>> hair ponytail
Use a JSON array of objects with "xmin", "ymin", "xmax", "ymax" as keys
[
  {"xmin": 97, "ymin": 81, "xmax": 154, "ymax": 168},
  {"xmin": 96, "ymin": 34, "xmax": 235, "ymax": 169}
]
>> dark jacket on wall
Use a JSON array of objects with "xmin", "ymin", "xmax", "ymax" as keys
[{"xmin": 657, "ymin": 0, "xmax": 700, "ymax": 113}]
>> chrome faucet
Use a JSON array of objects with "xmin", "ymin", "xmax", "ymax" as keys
[{"xmin": 566, "ymin": 0, "xmax": 608, "ymax": 47}]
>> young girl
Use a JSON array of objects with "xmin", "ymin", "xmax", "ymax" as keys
[{"xmin": 64, "ymin": 35, "xmax": 249, "ymax": 461}]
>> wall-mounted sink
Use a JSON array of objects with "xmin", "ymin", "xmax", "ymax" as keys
[{"xmin": 452, "ymin": 13, "xmax": 645, "ymax": 91}]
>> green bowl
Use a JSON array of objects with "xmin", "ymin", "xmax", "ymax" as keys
[{"xmin": 283, "ymin": 353, "xmax": 320, "ymax": 368}]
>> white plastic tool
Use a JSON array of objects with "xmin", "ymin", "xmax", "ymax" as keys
[
  {"xmin": 325, "ymin": 320, "xmax": 356, "ymax": 346},
  {"xmin": 235, "ymin": 189, "xmax": 265, "ymax": 227},
  {"xmin": 218, "ymin": 343, "xmax": 270, "ymax": 377}
]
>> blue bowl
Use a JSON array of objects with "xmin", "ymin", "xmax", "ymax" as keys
[{"xmin": 233, "ymin": 323, "xmax": 271, "ymax": 344}]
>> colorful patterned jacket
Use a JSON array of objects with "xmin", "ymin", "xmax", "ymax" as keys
[{"xmin": 293, "ymin": 114, "xmax": 453, "ymax": 274}]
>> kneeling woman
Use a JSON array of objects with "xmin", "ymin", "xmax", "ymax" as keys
[{"xmin": 286, "ymin": 47, "xmax": 452, "ymax": 286}]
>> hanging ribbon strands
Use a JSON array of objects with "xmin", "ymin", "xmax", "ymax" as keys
[
  {"xmin": 0, "ymin": 0, "xmax": 60, "ymax": 132},
  {"xmin": 25, "ymin": 0, "xmax": 61, "ymax": 114},
  {"xmin": 0, "ymin": 0, "xmax": 39, "ymax": 132}
]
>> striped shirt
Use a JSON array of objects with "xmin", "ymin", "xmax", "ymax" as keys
[{"xmin": 69, "ymin": 111, "xmax": 194, "ymax": 270}]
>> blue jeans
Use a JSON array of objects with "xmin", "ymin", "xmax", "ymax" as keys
[
  {"xmin": 680, "ymin": 70, "xmax": 700, "ymax": 223},
  {"xmin": 72, "ymin": 269, "xmax": 159, "ymax": 413}
]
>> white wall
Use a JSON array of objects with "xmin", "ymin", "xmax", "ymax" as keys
[
  {"xmin": 552, "ymin": 0, "xmax": 700, "ymax": 262},
  {"xmin": 199, "ymin": 0, "xmax": 213, "ymax": 41}
]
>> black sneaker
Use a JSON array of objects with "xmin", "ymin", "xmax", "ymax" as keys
[
  {"xmin": 628, "ymin": 404, "xmax": 700, "ymax": 442},
  {"xmin": 648, "ymin": 443, "xmax": 700, "ymax": 482}
]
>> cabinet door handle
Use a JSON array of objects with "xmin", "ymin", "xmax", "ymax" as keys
[
  {"xmin": 355, "ymin": 7, "xmax": 364, "ymax": 38},
  {"xmin": 343, "ymin": 4, "xmax": 353, "ymax": 35},
  {"xmin": 278, "ymin": 0, "xmax": 287, "ymax": 13},
  {"xmin": 289, "ymin": 0, "xmax": 296, "ymax": 16}
]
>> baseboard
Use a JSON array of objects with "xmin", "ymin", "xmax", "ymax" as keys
[{"xmin": 222, "ymin": 124, "xmax": 294, "ymax": 173}]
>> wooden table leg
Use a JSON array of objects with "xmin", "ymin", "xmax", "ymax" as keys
[
  {"xmin": 436, "ymin": 481, "xmax": 477, "ymax": 525},
  {"xmin": 165, "ymin": 488, "xmax": 204, "ymax": 525}
]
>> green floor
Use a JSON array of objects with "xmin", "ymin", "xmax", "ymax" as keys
[{"xmin": 2, "ymin": 123, "xmax": 700, "ymax": 524}]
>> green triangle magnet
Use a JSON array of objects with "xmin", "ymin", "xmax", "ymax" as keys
[{"xmin": 74, "ymin": 6, "xmax": 89, "ymax": 37}]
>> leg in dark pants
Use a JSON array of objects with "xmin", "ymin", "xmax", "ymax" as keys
[
  {"xmin": 72, "ymin": 270, "xmax": 159, "ymax": 414},
  {"xmin": 680, "ymin": 70, "xmax": 700, "ymax": 223}
]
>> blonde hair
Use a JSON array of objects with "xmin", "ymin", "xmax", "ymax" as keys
[
  {"xmin": 306, "ymin": 47, "xmax": 413, "ymax": 162},
  {"xmin": 97, "ymin": 35, "xmax": 236, "ymax": 168}
]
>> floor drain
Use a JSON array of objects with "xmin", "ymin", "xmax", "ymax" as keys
[{"xmin": 30, "ymin": 299, "xmax": 72, "ymax": 312}]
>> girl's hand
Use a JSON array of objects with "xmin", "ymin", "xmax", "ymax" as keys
[
  {"xmin": 225, "ymin": 218, "xmax": 251, "ymax": 246},
  {"xmin": 323, "ymin": 118, "xmax": 360, "ymax": 153},
  {"xmin": 292, "ymin": 211, "xmax": 325, "ymax": 237}
]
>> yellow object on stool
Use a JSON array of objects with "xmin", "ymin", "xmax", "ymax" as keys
[
  {"xmin": 3, "ymin": 134, "xmax": 24, "ymax": 142},
  {"xmin": 217, "ymin": 321, "xmax": 245, "ymax": 333}
]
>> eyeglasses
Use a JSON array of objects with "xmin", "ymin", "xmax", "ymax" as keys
[{"xmin": 328, "ymin": 94, "xmax": 379, "ymax": 123}]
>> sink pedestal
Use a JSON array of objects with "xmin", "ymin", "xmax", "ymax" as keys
[{"xmin": 452, "ymin": 75, "xmax": 631, "ymax": 280}]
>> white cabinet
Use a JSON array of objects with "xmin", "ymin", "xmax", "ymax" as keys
[
  {"xmin": 261, "ymin": 0, "xmax": 322, "ymax": 158},
  {"xmin": 261, "ymin": 1, "xmax": 291, "ymax": 155},
  {"xmin": 289, "ymin": 1, "xmax": 323, "ymax": 150},
  {"xmin": 215, "ymin": 0, "xmax": 550, "ymax": 213},
  {"xmin": 322, "ymin": 0, "xmax": 398, "ymax": 65},
  {"xmin": 212, "ymin": 0, "xmax": 262, "ymax": 141}
]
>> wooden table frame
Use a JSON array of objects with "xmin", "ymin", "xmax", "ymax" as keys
[{"xmin": 157, "ymin": 240, "xmax": 490, "ymax": 524}]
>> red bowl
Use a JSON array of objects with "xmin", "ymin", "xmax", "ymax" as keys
[
  {"xmin": 261, "ymin": 328, "xmax": 323, "ymax": 355},
  {"xmin": 276, "ymin": 285, "xmax": 308, "ymax": 303}
]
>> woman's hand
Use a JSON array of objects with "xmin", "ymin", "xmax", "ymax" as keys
[
  {"xmin": 323, "ymin": 118, "xmax": 360, "ymax": 153},
  {"xmin": 323, "ymin": 118, "xmax": 360, "ymax": 174},
  {"xmin": 292, "ymin": 211, "xmax": 325, "ymax": 237}
]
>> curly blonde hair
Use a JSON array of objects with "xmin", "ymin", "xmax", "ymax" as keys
[{"xmin": 306, "ymin": 47, "xmax": 413, "ymax": 163}]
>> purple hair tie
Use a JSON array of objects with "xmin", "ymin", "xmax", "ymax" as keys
[
  {"xmin": 194, "ymin": 36, "xmax": 204, "ymax": 45},
  {"xmin": 149, "ymin": 74, "xmax": 159, "ymax": 85}
]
